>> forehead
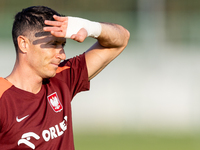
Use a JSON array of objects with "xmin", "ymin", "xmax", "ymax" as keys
[{"xmin": 32, "ymin": 31, "xmax": 66, "ymax": 45}]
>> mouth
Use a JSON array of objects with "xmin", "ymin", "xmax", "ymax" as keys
[{"xmin": 50, "ymin": 62, "xmax": 60, "ymax": 68}]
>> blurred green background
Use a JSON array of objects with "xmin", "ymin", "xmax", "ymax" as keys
[{"xmin": 1, "ymin": 0, "xmax": 200, "ymax": 149}]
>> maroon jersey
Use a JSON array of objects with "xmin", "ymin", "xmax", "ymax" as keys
[{"xmin": 0, "ymin": 53, "xmax": 90, "ymax": 150}]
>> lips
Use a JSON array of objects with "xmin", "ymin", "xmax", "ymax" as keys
[
  {"xmin": 51, "ymin": 63, "xmax": 59, "ymax": 67},
  {"xmin": 52, "ymin": 63, "xmax": 59, "ymax": 66},
  {"xmin": 50, "ymin": 60, "xmax": 60, "ymax": 65},
  {"xmin": 50, "ymin": 62, "xmax": 60, "ymax": 68}
]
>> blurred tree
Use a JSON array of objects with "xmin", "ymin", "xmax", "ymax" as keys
[
  {"xmin": 165, "ymin": 0, "xmax": 200, "ymax": 44},
  {"xmin": 0, "ymin": 0, "xmax": 137, "ymax": 13},
  {"xmin": 166, "ymin": 0, "xmax": 200, "ymax": 12}
]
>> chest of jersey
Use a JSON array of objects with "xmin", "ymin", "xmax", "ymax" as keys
[{"xmin": 0, "ymin": 82, "xmax": 74, "ymax": 149}]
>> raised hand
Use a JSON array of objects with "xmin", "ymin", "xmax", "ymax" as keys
[{"xmin": 43, "ymin": 15, "xmax": 88, "ymax": 42}]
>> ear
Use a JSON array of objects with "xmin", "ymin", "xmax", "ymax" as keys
[{"xmin": 17, "ymin": 35, "xmax": 29, "ymax": 53}]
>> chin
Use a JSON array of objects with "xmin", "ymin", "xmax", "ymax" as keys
[
  {"xmin": 42, "ymin": 71, "xmax": 56, "ymax": 79},
  {"xmin": 49, "ymin": 72, "xmax": 57, "ymax": 78}
]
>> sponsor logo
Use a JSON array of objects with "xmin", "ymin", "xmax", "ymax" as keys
[
  {"xmin": 16, "ymin": 115, "xmax": 29, "ymax": 122},
  {"xmin": 42, "ymin": 116, "xmax": 68, "ymax": 142},
  {"xmin": 17, "ymin": 116, "xmax": 68, "ymax": 149},
  {"xmin": 18, "ymin": 132, "xmax": 40, "ymax": 149},
  {"xmin": 47, "ymin": 92, "xmax": 63, "ymax": 112}
]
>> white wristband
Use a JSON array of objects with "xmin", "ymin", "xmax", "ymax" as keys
[{"xmin": 65, "ymin": 16, "xmax": 102, "ymax": 39}]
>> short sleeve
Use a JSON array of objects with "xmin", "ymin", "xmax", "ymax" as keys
[{"xmin": 54, "ymin": 53, "xmax": 90, "ymax": 98}]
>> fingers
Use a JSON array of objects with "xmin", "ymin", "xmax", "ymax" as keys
[
  {"xmin": 43, "ymin": 26, "xmax": 61, "ymax": 32},
  {"xmin": 53, "ymin": 15, "xmax": 68, "ymax": 22},
  {"xmin": 43, "ymin": 26, "xmax": 66, "ymax": 38},
  {"xmin": 50, "ymin": 31, "xmax": 65, "ymax": 38},
  {"xmin": 43, "ymin": 16, "xmax": 88, "ymax": 41},
  {"xmin": 44, "ymin": 20, "xmax": 62, "ymax": 27},
  {"xmin": 44, "ymin": 15, "xmax": 68, "ymax": 27},
  {"xmin": 43, "ymin": 16, "xmax": 68, "ymax": 38}
]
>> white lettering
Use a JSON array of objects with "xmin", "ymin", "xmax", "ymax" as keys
[
  {"xmin": 60, "ymin": 120, "xmax": 67, "ymax": 131},
  {"xmin": 42, "ymin": 116, "xmax": 68, "ymax": 142},
  {"xmin": 64, "ymin": 116, "xmax": 68, "ymax": 121},
  {"xmin": 49, "ymin": 127, "xmax": 58, "ymax": 139},
  {"xmin": 55, "ymin": 125, "xmax": 64, "ymax": 136},
  {"xmin": 42, "ymin": 130, "xmax": 51, "ymax": 142}
]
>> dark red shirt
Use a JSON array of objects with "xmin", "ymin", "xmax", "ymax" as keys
[{"xmin": 0, "ymin": 53, "xmax": 90, "ymax": 150}]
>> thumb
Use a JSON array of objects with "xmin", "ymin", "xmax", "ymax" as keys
[{"xmin": 71, "ymin": 28, "xmax": 88, "ymax": 42}]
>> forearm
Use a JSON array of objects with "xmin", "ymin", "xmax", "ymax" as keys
[{"xmin": 97, "ymin": 23, "xmax": 130, "ymax": 49}]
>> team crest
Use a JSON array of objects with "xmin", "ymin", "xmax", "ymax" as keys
[{"xmin": 47, "ymin": 92, "xmax": 63, "ymax": 112}]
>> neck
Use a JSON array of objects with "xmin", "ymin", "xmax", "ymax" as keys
[{"xmin": 6, "ymin": 60, "xmax": 43, "ymax": 94}]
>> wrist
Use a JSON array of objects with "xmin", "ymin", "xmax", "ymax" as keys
[{"xmin": 65, "ymin": 17, "xmax": 102, "ymax": 39}]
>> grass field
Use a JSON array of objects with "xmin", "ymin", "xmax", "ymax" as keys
[{"xmin": 74, "ymin": 131, "xmax": 200, "ymax": 150}]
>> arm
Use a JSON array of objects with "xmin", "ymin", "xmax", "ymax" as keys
[
  {"xmin": 43, "ymin": 15, "xmax": 130, "ymax": 80},
  {"xmin": 86, "ymin": 23, "xmax": 130, "ymax": 80}
]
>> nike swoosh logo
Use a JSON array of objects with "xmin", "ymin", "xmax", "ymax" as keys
[{"xmin": 16, "ymin": 115, "xmax": 29, "ymax": 122}]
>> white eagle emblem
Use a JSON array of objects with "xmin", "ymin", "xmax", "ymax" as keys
[
  {"xmin": 50, "ymin": 96, "xmax": 60, "ymax": 109},
  {"xmin": 47, "ymin": 92, "xmax": 63, "ymax": 112}
]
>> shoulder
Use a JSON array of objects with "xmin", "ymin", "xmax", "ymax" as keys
[
  {"xmin": 60, "ymin": 53, "xmax": 86, "ymax": 66},
  {"xmin": 0, "ymin": 77, "xmax": 13, "ymax": 98},
  {"xmin": 52, "ymin": 53, "xmax": 89, "ymax": 95},
  {"xmin": 56, "ymin": 53, "xmax": 86, "ymax": 74}
]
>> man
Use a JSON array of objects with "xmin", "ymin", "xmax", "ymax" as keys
[{"xmin": 0, "ymin": 6, "xmax": 129, "ymax": 149}]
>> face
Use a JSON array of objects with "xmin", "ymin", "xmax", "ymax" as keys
[{"xmin": 26, "ymin": 32, "xmax": 66, "ymax": 79}]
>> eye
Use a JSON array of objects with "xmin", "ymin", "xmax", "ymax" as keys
[
  {"xmin": 51, "ymin": 42, "xmax": 57, "ymax": 46},
  {"xmin": 62, "ymin": 43, "xmax": 66, "ymax": 47}
]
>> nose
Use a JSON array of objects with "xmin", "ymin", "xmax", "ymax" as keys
[{"xmin": 55, "ymin": 48, "xmax": 66, "ymax": 60}]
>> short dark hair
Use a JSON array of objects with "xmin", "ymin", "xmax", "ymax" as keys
[{"xmin": 12, "ymin": 6, "xmax": 62, "ymax": 52}]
